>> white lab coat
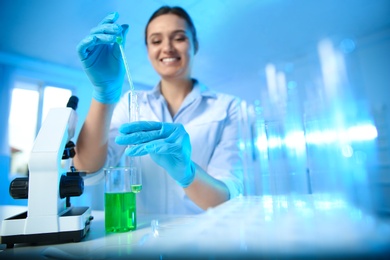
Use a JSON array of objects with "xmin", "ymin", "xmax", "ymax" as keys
[{"xmin": 84, "ymin": 81, "xmax": 244, "ymax": 214}]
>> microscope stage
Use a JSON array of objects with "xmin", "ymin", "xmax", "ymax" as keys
[{"xmin": 1, "ymin": 206, "xmax": 93, "ymax": 248}]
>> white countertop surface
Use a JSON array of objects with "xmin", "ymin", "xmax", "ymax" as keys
[{"xmin": 1, "ymin": 194, "xmax": 390, "ymax": 259}]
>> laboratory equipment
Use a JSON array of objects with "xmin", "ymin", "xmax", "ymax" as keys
[
  {"xmin": 116, "ymin": 36, "xmax": 138, "ymax": 122},
  {"xmin": 0, "ymin": 96, "xmax": 93, "ymax": 248},
  {"xmin": 116, "ymin": 35, "xmax": 143, "ymax": 191},
  {"xmin": 101, "ymin": 37, "xmax": 141, "ymax": 234},
  {"xmin": 104, "ymin": 166, "xmax": 141, "ymax": 232},
  {"xmin": 116, "ymin": 36, "xmax": 134, "ymax": 91}
]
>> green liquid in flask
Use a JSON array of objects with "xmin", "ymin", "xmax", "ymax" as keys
[
  {"xmin": 105, "ymin": 192, "xmax": 136, "ymax": 233},
  {"xmin": 131, "ymin": 184, "xmax": 142, "ymax": 193}
]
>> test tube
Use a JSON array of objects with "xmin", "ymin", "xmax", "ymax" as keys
[{"xmin": 128, "ymin": 91, "xmax": 142, "ymax": 193}]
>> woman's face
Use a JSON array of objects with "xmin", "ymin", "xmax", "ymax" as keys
[{"xmin": 146, "ymin": 14, "xmax": 196, "ymax": 80}]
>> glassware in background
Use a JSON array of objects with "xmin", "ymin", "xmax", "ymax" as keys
[{"xmin": 248, "ymin": 37, "xmax": 387, "ymax": 216}]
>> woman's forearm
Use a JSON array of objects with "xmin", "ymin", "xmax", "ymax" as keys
[
  {"xmin": 184, "ymin": 163, "xmax": 230, "ymax": 210},
  {"xmin": 73, "ymin": 99, "xmax": 116, "ymax": 173}
]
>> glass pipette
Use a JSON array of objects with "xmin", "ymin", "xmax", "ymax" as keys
[
  {"xmin": 116, "ymin": 36, "xmax": 142, "ymax": 193},
  {"xmin": 116, "ymin": 36, "xmax": 134, "ymax": 91},
  {"xmin": 116, "ymin": 36, "xmax": 138, "ymax": 122}
]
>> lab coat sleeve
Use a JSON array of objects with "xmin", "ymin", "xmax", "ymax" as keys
[{"xmin": 207, "ymin": 96, "xmax": 244, "ymax": 199}]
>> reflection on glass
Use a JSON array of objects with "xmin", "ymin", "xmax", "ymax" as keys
[{"xmin": 249, "ymin": 37, "xmax": 382, "ymax": 214}]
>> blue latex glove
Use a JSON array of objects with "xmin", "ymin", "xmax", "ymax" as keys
[
  {"xmin": 77, "ymin": 12, "xmax": 129, "ymax": 104},
  {"xmin": 115, "ymin": 121, "xmax": 195, "ymax": 188}
]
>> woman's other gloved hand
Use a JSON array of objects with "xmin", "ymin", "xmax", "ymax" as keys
[
  {"xmin": 77, "ymin": 12, "xmax": 129, "ymax": 104},
  {"xmin": 115, "ymin": 121, "xmax": 195, "ymax": 188}
]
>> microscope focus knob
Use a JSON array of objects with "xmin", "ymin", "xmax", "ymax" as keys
[
  {"xmin": 9, "ymin": 177, "xmax": 29, "ymax": 199},
  {"xmin": 59, "ymin": 175, "xmax": 84, "ymax": 199}
]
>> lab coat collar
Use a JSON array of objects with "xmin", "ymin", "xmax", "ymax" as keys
[{"xmin": 146, "ymin": 79, "xmax": 217, "ymax": 100}]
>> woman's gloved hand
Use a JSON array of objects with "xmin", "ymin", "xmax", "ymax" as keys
[
  {"xmin": 115, "ymin": 121, "xmax": 195, "ymax": 188},
  {"xmin": 77, "ymin": 12, "xmax": 129, "ymax": 104}
]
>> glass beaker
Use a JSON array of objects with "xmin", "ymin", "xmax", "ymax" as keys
[{"xmin": 104, "ymin": 166, "xmax": 141, "ymax": 233}]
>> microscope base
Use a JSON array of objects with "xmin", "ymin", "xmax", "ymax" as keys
[{"xmin": 1, "ymin": 207, "xmax": 93, "ymax": 248}]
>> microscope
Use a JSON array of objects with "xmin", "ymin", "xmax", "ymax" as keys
[{"xmin": 1, "ymin": 96, "xmax": 93, "ymax": 248}]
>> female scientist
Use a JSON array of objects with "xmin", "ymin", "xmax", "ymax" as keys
[{"xmin": 74, "ymin": 6, "xmax": 243, "ymax": 214}]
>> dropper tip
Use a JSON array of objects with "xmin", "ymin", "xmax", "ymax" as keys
[{"xmin": 116, "ymin": 36, "xmax": 123, "ymax": 45}]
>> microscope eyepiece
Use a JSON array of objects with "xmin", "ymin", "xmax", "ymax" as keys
[
  {"xmin": 62, "ymin": 141, "xmax": 76, "ymax": 159},
  {"xmin": 66, "ymin": 96, "xmax": 79, "ymax": 111}
]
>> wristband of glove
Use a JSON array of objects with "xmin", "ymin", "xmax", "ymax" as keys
[
  {"xmin": 92, "ymin": 86, "xmax": 122, "ymax": 104},
  {"xmin": 177, "ymin": 162, "xmax": 196, "ymax": 188}
]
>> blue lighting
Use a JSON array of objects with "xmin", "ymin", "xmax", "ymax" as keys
[
  {"xmin": 341, "ymin": 144, "xmax": 354, "ymax": 158},
  {"xmin": 347, "ymin": 124, "xmax": 378, "ymax": 142},
  {"xmin": 305, "ymin": 123, "xmax": 378, "ymax": 145},
  {"xmin": 267, "ymin": 136, "xmax": 283, "ymax": 149},
  {"xmin": 285, "ymin": 131, "xmax": 306, "ymax": 149},
  {"xmin": 255, "ymin": 123, "xmax": 377, "ymax": 151},
  {"xmin": 256, "ymin": 135, "xmax": 268, "ymax": 152},
  {"xmin": 305, "ymin": 129, "xmax": 338, "ymax": 145},
  {"xmin": 339, "ymin": 38, "xmax": 356, "ymax": 54},
  {"xmin": 287, "ymin": 80, "xmax": 297, "ymax": 90}
]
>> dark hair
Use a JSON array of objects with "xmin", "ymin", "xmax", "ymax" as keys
[{"xmin": 144, "ymin": 6, "xmax": 198, "ymax": 52}]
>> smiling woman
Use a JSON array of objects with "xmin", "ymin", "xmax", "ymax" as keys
[
  {"xmin": 73, "ymin": 5, "xmax": 244, "ymax": 214},
  {"xmin": 145, "ymin": 6, "xmax": 198, "ymax": 90}
]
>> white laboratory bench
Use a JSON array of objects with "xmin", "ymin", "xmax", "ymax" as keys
[{"xmin": 1, "ymin": 194, "xmax": 390, "ymax": 259}]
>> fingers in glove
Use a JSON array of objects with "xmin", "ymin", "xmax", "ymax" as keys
[
  {"xmin": 96, "ymin": 12, "xmax": 128, "ymax": 58},
  {"xmin": 77, "ymin": 12, "xmax": 123, "ymax": 60},
  {"xmin": 124, "ymin": 144, "xmax": 149, "ymax": 157},
  {"xmin": 116, "ymin": 121, "xmax": 162, "ymax": 146},
  {"xmin": 119, "ymin": 121, "xmax": 162, "ymax": 134},
  {"xmin": 115, "ymin": 128, "xmax": 164, "ymax": 145},
  {"xmin": 145, "ymin": 140, "xmax": 182, "ymax": 154},
  {"xmin": 117, "ymin": 122, "xmax": 187, "ymax": 146},
  {"xmin": 119, "ymin": 121, "xmax": 182, "ymax": 136},
  {"xmin": 89, "ymin": 23, "xmax": 123, "ymax": 36},
  {"xmin": 79, "ymin": 24, "xmax": 121, "ymax": 58},
  {"xmin": 77, "ymin": 34, "xmax": 118, "ymax": 59},
  {"xmin": 116, "ymin": 122, "xmax": 181, "ymax": 145},
  {"xmin": 99, "ymin": 12, "xmax": 119, "ymax": 25},
  {"xmin": 124, "ymin": 140, "xmax": 180, "ymax": 156}
]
